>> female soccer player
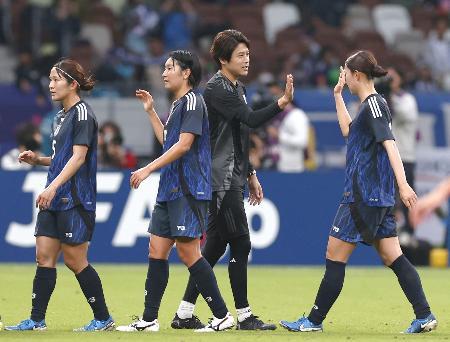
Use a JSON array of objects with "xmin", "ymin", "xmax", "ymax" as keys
[
  {"xmin": 116, "ymin": 50, "xmax": 234, "ymax": 332},
  {"xmin": 6, "ymin": 59, "xmax": 114, "ymax": 331},
  {"xmin": 280, "ymin": 51, "xmax": 437, "ymax": 334}
]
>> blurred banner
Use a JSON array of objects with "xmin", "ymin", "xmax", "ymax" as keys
[{"xmin": 0, "ymin": 169, "xmax": 393, "ymax": 265}]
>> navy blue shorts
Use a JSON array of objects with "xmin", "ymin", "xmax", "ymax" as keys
[
  {"xmin": 329, "ymin": 203, "xmax": 397, "ymax": 245},
  {"xmin": 149, "ymin": 196, "xmax": 208, "ymax": 239},
  {"xmin": 35, "ymin": 206, "xmax": 95, "ymax": 244}
]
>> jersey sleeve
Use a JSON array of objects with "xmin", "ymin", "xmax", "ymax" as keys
[
  {"xmin": 206, "ymin": 81, "xmax": 249, "ymax": 121},
  {"xmin": 366, "ymin": 96, "xmax": 395, "ymax": 143},
  {"xmin": 73, "ymin": 103, "xmax": 96, "ymax": 146},
  {"xmin": 180, "ymin": 93, "xmax": 204, "ymax": 136}
]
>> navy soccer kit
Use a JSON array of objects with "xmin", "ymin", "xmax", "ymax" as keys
[
  {"xmin": 35, "ymin": 100, "xmax": 98, "ymax": 244},
  {"xmin": 330, "ymin": 93, "xmax": 397, "ymax": 245},
  {"xmin": 149, "ymin": 90, "xmax": 212, "ymax": 239}
]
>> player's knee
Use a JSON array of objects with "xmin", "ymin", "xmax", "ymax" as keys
[
  {"xmin": 36, "ymin": 252, "xmax": 57, "ymax": 268},
  {"xmin": 229, "ymin": 235, "xmax": 251, "ymax": 258},
  {"xmin": 63, "ymin": 255, "xmax": 85, "ymax": 273}
]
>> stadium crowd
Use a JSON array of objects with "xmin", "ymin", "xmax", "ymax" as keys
[{"xmin": 0, "ymin": 0, "xmax": 449, "ymax": 171}]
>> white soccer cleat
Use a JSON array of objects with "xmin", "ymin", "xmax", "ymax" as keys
[
  {"xmin": 194, "ymin": 312, "xmax": 234, "ymax": 332},
  {"xmin": 116, "ymin": 317, "xmax": 159, "ymax": 332}
]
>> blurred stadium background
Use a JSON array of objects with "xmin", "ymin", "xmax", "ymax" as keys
[{"xmin": 0, "ymin": 0, "xmax": 449, "ymax": 265}]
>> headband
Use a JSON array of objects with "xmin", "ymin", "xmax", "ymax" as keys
[{"xmin": 55, "ymin": 67, "xmax": 80, "ymax": 87}]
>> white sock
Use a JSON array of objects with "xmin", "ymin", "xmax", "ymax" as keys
[
  {"xmin": 176, "ymin": 300, "xmax": 195, "ymax": 319},
  {"xmin": 236, "ymin": 306, "xmax": 252, "ymax": 322}
]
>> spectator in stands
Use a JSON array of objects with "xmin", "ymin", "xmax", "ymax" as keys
[
  {"xmin": 160, "ymin": 0, "xmax": 197, "ymax": 50},
  {"xmin": 45, "ymin": 0, "xmax": 81, "ymax": 57},
  {"xmin": 15, "ymin": 50, "xmax": 47, "ymax": 102},
  {"xmin": 387, "ymin": 67, "xmax": 419, "ymax": 244},
  {"xmin": 121, "ymin": 0, "xmax": 160, "ymax": 56},
  {"xmin": 414, "ymin": 65, "xmax": 438, "ymax": 91},
  {"xmin": 423, "ymin": 16, "xmax": 450, "ymax": 87},
  {"xmin": 98, "ymin": 121, "xmax": 137, "ymax": 169},
  {"xmin": 262, "ymin": 81, "xmax": 310, "ymax": 172},
  {"xmin": 1, "ymin": 122, "xmax": 42, "ymax": 170}
]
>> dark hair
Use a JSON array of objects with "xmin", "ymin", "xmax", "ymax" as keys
[
  {"xmin": 53, "ymin": 58, "xmax": 95, "ymax": 91},
  {"xmin": 168, "ymin": 50, "xmax": 202, "ymax": 88},
  {"xmin": 345, "ymin": 50, "xmax": 387, "ymax": 79},
  {"xmin": 16, "ymin": 122, "xmax": 41, "ymax": 151},
  {"xmin": 210, "ymin": 29, "xmax": 250, "ymax": 69}
]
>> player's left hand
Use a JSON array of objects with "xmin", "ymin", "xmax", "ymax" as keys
[
  {"xmin": 36, "ymin": 185, "xmax": 57, "ymax": 210},
  {"xmin": 248, "ymin": 175, "xmax": 263, "ymax": 206},
  {"xmin": 130, "ymin": 166, "xmax": 151, "ymax": 189},
  {"xmin": 399, "ymin": 183, "xmax": 418, "ymax": 209}
]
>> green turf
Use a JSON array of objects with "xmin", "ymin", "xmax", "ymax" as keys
[{"xmin": 0, "ymin": 264, "xmax": 449, "ymax": 341}]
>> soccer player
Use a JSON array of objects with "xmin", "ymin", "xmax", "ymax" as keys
[
  {"xmin": 5, "ymin": 59, "xmax": 114, "ymax": 331},
  {"xmin": 116, "ymin": 50, "xmax": 234, "ymax": 333},
  {"xmin": 279, "ymin": 51, "xmax": 437, "ymax": 334},
  {"xmin": 171, "ymin": 29, "xmax": 294, "ymax": 331}
]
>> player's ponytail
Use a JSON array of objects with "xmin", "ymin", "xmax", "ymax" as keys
[
  {"xmin": 371, "ymin": 64, "xmax": 388, "ymax": 78},
  {"xmin": 53, "ymin": 58, "xmax": 95, "ymax": 92},
  {"xmin": 345, "ymin": 50, "xmax": 387, "ymax": 79}
]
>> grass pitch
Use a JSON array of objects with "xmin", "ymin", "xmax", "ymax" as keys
[{"xmin": 0, "ymin": 264, "xmax": 449, "ymax": 341}]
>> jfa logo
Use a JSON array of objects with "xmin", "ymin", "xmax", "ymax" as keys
[
  {"xmin": 332, "ymin": 226, "xmax": 340, "ymax": 232},
  {"xmin": 177, "ymin": 226, "xmax": 186, "ymax": 231},
  {"xmin": 65, "ymin": 233, "xmax": 73, "ymax": 238}
]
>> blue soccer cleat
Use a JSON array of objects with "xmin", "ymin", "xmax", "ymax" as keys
[
  {"xmin": 404, "ymin": 313, "xmax": 437, "ymax": 333},
  {"xmin": 5, "ymin": 318, "xmax": 47, "ymax": 331},
  {"xmin": 73, "ymin": 316, "xmax": 115, "ymax": 332},
  {"xmin": 279, "ymin": 316, "xmax": 323, "ymax": 332}
]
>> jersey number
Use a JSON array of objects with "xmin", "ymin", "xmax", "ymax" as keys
[{"xmin": 51, "ymin": 139, "xmax": 56, "ymax": 159}]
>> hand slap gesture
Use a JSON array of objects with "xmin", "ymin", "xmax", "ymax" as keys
[
  {"xmin": 284, "ymin": 74, "xmax": 294, "ymax": 103},
  {"xmin": 334, "ymin": 66, "xmax": 346, "ymax": 95}
]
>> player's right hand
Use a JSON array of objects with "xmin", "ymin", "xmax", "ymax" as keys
[
  {"xmin": 136, "ymin": 89, "xmax": 155, "ymax": 113},
  {"xmin": 130, "ymin": 165, "xmax": 151, "ymax": 189},
  {"xmin": 334, "ymin": 66, "xmax": 346, "ymax": 95},
  {"xmin": 18, "ymin": 150, "xmax": 38, "ymax": 166}
]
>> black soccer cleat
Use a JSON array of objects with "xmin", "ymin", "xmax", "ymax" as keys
[
  {"xmin": 171, "ymin": 313, "xmax": 205, "ymax": 329},
  {"xmin": 236, "ymin": 315, "xmax": 277, "ymax": 330}
]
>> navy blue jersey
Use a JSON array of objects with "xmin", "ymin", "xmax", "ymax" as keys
[
  {"xmin": 156, "ymin": 90, "xmax": 212, "ymax": 202},
  {"xmin": 46, "ymin": 100, "xmax": 97, "ymax": 211},
  {"xmin": 341, "ymin": 93, "xmax": 395, "ymax": 207}
]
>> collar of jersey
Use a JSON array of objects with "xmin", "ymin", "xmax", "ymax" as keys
[
  {"xmin": 218, "ymin": 70, "xmax": 240, "ymax": 88},
  {"xmin": 63, "ymin": 99, "xmax": 84, "ymax": 115}
]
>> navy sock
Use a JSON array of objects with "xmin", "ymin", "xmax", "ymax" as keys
[
  {"xmin": 228, "ymin": 236, "xmax": 251, "ymax": 309},
  {"xmin": 389, "ymin": 254, "xmax": 431, "ymax": 319},
  {"xmin": 143, "ymin": 258, "xmax": 169, "ymax": 322},
  {"xmin": 188, "ymin": 257, "xmax": 228, "ymax": 319},
  {"xmin": 182, "ymin": 237, "xmax": 227, "ymax": 305},
  {"xmin": 308, "ymin": 259, "xmax": 346, "ymax": 325},
  {"xmin": 75, "ymin": 265, "xmax": 110, "ymax": 321},
  {"xmin": 30, "ymin": 267, "xmax": 56, "ymax": 322}
]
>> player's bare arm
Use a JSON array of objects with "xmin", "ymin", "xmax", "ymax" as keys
[
  {"xmin": 334, "ymin": 66, "xmax": 352, "ymax": 137},
  {"xmin": 36, "ymin": 145, "xmax": 88, "ymax": 209},
  {"xmin": 382, "ymin": 140, "xmax": 417, "ymax": 209},
  {"xmin": 136, "ymin": 89, "xmax": 164, "ymax": 145},
  {"xmin": 130, "ymin": 132, "xmax": 195, "ymax": 189}
]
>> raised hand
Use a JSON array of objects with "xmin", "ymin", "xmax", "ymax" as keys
[
  {"xmin": 278, "ymin": 74, "xmax": 294, "ymax": 109},
  {"xmin": 135, "ymin": 89, "xmax": 155, "ymax": 113},
  {"xmin": 334, "ymin": 66, "xmax": 346, "ymax": 95}
]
